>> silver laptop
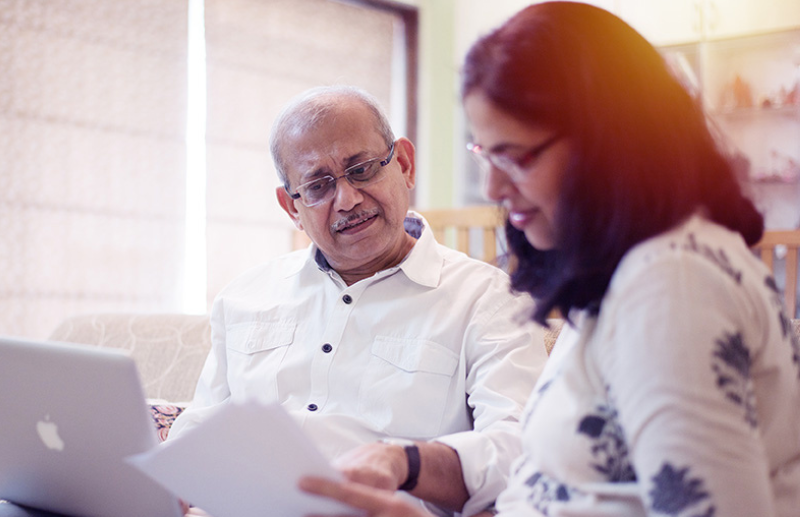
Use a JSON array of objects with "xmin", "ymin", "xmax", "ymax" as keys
[{"xmin": 0, "ymin": 336, "xmax": 183, "ymax": 517}]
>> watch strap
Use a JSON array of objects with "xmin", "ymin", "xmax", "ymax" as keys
[{"xmin": 397, "ymin": 442, "xmax": 420, "ymax": 491}]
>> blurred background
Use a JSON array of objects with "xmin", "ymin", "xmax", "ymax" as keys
[{"xmin": 1, "ymin": 0, "xmax": 798, "ymax": 338}]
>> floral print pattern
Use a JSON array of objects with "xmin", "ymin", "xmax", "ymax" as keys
[
  {"xmin": 523, "ymin": 379, "xmax": 554, "ymax": 429},
  {"xmin": 149, "ymin": 404, "xmax": 185, "ymax": 442},
  {"xmin": 765, "ymin": 275, "xmax": 800, "ymax": 376},
  {"xmin": 576, "ymin": 401, "xmax": 636, "ymax": 482},
  {"xmin": 497, "ymin": 218, "xmax": 800, "ymax": 516},
  {"xmin": 676, "ymin": 233, "xmax": 742, "ymax": 285},
  {"xmin": 780, "ymin": 311, "xmax": 800, "ymax": 375},
  {"xmin": 649, "ymin": 463, "xmax": 716, "ymax": 517},
  {"xmin": 524, "ymin": 471, "xmax": 579, "ymax": 515},
  {"xmin": 711, "ymin": 332, "xmax": 757, "ymax": 428},
  {"xmin": 791, "ymin": 329, "xmax": 800, "ymax": 376}
]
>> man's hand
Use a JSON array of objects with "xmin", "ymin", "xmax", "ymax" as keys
[
  {"xmin": 300, "ymin": 476, "xmax": 431, "ymax": 517},
  {"xmin": 333, "ymin": 440, "xmax": 469, "ymax": 512},
  {"xmin": 332, "ymin": 441, "xmax": 408, "ymax": 490}
]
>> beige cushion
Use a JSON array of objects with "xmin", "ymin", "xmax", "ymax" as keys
[
  {"xmin": 47, "ymin": 313, "xmax": 798, "ymax": 402},
  {"xmin": 544, "ymin": 318, "xmax": 564, "ymax": 355},
  {"xmin": 48, "ymin": 313, "xmax": 212, "ymax": 403}
]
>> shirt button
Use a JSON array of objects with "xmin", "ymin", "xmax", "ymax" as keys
[
  {"xmin": 307, "ymin": 403, "xmax": 318, "ymax": 412},
  {"xmin": 342, "ymin": 294, "xmax": 353, "ymax": 304},
  {"xmin": 322, "ymin": 343, "xmax": 333, "ymax": 353}
]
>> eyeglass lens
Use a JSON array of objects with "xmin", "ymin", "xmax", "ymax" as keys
[
  {"xmin": 468, "ymin": 135, "xmax": 561, "ymax": 183},
  {"xmin": 294, "ymin": 144, "xmax": 394, "ymax": 207},
  {"xmin": 299, "ymin": 160, "xmax": 383, "ymax": 205}
]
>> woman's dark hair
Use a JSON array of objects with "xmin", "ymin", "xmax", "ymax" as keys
[{"xmin": 462, "ymin": 1, "xmax": 764, "ymax": 325}]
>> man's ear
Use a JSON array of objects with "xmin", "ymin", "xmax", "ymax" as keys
[
  {"xmin": 394, "ymin": 137, "xmax": 416, "ymax": 190},
  {"xmin": 276, "ymin": 186, "xmax": 304, "ymax": 230}
]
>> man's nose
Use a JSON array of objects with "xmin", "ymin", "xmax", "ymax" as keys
[{"xmin": 332, "ymin": 177, "xmax": 364, "ymax": 212}]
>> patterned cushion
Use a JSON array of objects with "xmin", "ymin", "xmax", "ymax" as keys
[{"xmin": 149, "ymin": 404, "xmax": 186, "ymax": 443}]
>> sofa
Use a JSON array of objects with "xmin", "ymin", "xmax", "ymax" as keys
[
  {"xmin": 48, "ymin": 313, "xmax": 213, "ymax": 442},
  {"xmin": 49, "ymin": 312, "xmax": 800, "ymax": 441}
]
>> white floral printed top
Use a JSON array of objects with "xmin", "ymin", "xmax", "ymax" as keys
[{"xmin": 496, "ymin": 215, "xmax": 800, "ymax": 517}]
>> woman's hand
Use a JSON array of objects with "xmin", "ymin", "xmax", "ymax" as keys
[{"xmin": 300, "ymin": 476, "xmax": 432, "ymax": 517}]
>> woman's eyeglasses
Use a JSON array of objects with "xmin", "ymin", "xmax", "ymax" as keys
[{"xmin": 466, "ymin": 134, "xmax": 561, "ymax": 183}]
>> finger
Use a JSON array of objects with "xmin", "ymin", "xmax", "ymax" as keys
[
  {"xmin": 300, "ymin": 476, "xmax": 353, "ymax": 500},
  {"xmin": 300, "ymin": 476, "xmax": 394, "ymax": 513},
  {"xmin": 305, "ymin": 514, "xmax": 358, "ymax": 517},
  {"xmin": 301, "ymin": 477, "xmax": 427, "ymax": 517},
  {"xmin": 340, "ymin": 468, "xmax": 395, "ymax": 490}
]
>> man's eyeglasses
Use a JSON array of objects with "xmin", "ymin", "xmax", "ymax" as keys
[
  {"xmin": 287, "ymin": 142, "xmax": 395, "ymax": 208},
  {"xmin": 466, "ymin": 134, "xmax": 561, "ymax": 184}
]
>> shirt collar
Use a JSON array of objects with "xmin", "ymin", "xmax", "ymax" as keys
[
  {"xmin": 396, "ymin": 211, "xmax": 443, "ymax": 288},
  {"xmin": 290, "ymin": 211, "xmax": 444, "ymax": 288}
]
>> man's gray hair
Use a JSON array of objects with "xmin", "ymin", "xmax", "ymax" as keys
[{"xmin": 269, "ymin": 85, "xmax": 396, "ymax": 189}]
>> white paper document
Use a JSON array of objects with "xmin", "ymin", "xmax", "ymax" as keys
[{"xmin": 127, "ymin": 402, "xmax": 358, "ymax": 517}]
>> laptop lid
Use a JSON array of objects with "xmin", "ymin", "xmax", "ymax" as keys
[{"xmin": 0, "ymin": 336, "xmax": 183, "ymax": 517}]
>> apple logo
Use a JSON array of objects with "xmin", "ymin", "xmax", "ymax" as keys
[{"xmin": 36, "ymin": 415, "xmax": 65, "ymax": 451}]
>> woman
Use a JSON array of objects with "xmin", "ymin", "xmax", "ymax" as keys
[{"xmin": 301, "ymin": 2, "xmax": 800, "ymax": 516}]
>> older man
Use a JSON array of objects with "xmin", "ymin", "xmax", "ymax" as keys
[{"xmin": 169, "ymin": 86, "xmax": 547, "ymax": 516}]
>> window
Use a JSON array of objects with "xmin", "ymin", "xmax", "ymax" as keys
[{"xmin": 0, "ymin": 0, "xmax": 417, "ymax": 338}]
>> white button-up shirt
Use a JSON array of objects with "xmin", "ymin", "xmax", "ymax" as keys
[{"xmin": 170, "ymin": 213, "xmax": 548, "ymax": 516}]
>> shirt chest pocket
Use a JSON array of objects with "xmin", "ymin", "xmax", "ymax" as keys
[
  {"xmin": 226, "ymin": 321, "xmax": 295, "ymax": 354},
  {"xmin": 358, "ymin": 336, "xmax": 459, "ymax": 438},
  {"xmin": 225, "ymin": 321, "xmax": 296, "ymax": 402}
]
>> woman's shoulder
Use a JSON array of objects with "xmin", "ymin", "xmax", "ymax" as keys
[{"xmin": 612, "ymin": 215, "xmax": 762, "ymax": 289}]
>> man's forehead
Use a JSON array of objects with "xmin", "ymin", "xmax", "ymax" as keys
[
  {"xmin": 292, "ymin": 97, "xmax": 376, "ymax": 135},
  {"xmin": 290, "ymin": 146, "xmax": 365, "ymax": 179},
  {"xmin": 283, "ymin": 131, "xmax": 385, "ymax": 180}
]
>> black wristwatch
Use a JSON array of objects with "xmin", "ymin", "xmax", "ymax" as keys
[{"xmin": 380, "ymin": 438, "xmax": 421, "ymax": 491}]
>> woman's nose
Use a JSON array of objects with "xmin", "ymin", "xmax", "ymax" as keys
[{"xmin": 482, "ymin": 165, "xmax": 513, "ymax": 203}]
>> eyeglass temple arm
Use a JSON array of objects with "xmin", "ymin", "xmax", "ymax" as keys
[
  {"xmin": 285, "ymin": 185, "xmax": 302, "ymax": 200},
  {"xmin": 379, "ymin": 143, "xmax": 395, "ymax": 167}
]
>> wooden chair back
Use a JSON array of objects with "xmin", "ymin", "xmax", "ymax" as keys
[
  {"xmin": 292, "ymin": 211, "xmax": 800, "ymax": 317},
  {"xmin": 753, "ymin": 230, "xmax": 800, "ymax": 318},
  {"xmin": 418, "ymin": 205, "xmax": 506, "ymax": 266},
  {"xmin": 290, "ymin": 206, "xmax": 507, "ymax": 267}
]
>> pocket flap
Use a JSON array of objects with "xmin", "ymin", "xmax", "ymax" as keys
[
  {"xmin": 226, "ymin": 321, "xmax": 296, "ymax": 354},
  {"xmin": 371, "ymin": 336, "xmax": 458, "ymax": 375}
]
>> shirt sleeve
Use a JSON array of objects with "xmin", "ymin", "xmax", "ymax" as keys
[
  {"xmin": 435, "ymin": 292, "xmax": 548, "ymax": 516},
  {"xmin": 167, "ymin": 296, "xmax": 232, "ymax": 440},
  {"xmin": 595, "ymin": 250, "xmax": 775, "ymax": 516}
]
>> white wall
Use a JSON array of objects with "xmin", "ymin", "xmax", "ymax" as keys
[
  {"xmin": 410, "ymin": 0, "xmax": 621, "ymax": 208},
  {"xmin": 411, "ymin": 0, "xmax": 800, "ymax": 209}
]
